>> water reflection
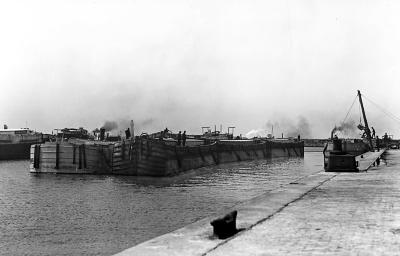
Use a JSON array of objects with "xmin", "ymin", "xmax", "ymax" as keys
[{"xmin": 0, "ymin": 152, "xmax": 323, "ymax": 256}]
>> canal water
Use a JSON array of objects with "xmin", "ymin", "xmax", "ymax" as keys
[{"xmin": 0, "ymin": 149, "xmax": 323, "ymax": 256}]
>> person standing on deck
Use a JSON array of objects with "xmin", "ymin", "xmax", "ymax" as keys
[
  {"xmin": 371, "ymin": 127, "xmax": 376, "ymax": 138},
  {"xmin": 177, "ymin": 131, "xmax": 182, "ymax": 146},
  {"xmin": 182, "ymin": 131, "xmax": 187, "ymax": 146}
]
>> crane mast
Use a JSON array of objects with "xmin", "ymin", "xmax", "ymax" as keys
[{"xmin": 357, "ymin": 90, "xmax": 373, "ymax": 150}]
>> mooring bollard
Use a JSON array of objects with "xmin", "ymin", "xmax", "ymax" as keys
[{"xmin": 210, "ymin": 210, "xmax": 238, "ymax": 239}]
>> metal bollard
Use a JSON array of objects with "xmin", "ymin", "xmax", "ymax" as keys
[{"xmin": 210, "ymin": 210, "xmax": 238, "ymax": 239}]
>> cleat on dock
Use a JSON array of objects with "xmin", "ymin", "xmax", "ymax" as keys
[{"xmin": 210, "ymin": 210, "xmax": 238, "ymax": 239}]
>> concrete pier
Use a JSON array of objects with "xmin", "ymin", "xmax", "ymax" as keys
[
  {"xmin": 356, "ymin": 149, "xmax": 386, "ymax": 171},
  {"xmin": 116, "ymin": 150, "xmax": 400, "ymax": 256}
]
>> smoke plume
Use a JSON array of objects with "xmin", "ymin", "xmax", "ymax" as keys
[
  {"xmin": 245, "ymin": 129, "xmax": 267, "ymax": 138},
  {"xmin": 245, "ymin": 116, "xmax": 312, "ymax": 139},
  {"xmin": 101, "ymin": 121, "xmax": 118, "ymax": 132},
  {"xmin": 331, "ymin": 120, "xmax": 359, "ymax": 138},
  {"xmin": 285, "ymin": 116, "xmax": 312, "ymax": 138}
]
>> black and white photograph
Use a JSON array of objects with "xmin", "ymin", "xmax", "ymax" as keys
[{"xmin": 1, "ymin": 1, "xmax": 400, "ymax": 255}]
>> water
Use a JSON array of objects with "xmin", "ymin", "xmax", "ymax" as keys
[{"xmin": 0, "ymin": 150, "xmax": 323, "ymax": 256}]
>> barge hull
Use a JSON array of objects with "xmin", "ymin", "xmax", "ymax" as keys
[
  {"xmin": 0, "ymin": 143, "xmax": 33, "ymax": 160},
  {"xmin": 31, "ymin": 139, "xmax": 304, "ymax": 176}
]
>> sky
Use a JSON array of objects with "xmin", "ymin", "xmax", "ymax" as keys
[{"xmin": 1, "ymin": 0, "xmax": 400, "ymax": 138}]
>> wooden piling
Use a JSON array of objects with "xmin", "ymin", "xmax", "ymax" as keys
[
  {"xmin": 78, "ymin": 145, "xmax": 82, "ymax": 169},
  {"xmin": 55, "ymin": 143, "xmax": 59, "ymax": 169},
  {"xmin": 72, "ymin": 145, "xmax": 76, "ymax": 164},
  {"xmin": 33, "ymin": 145, "xmax": 40, "ymax": 169},
  {"xmin": 82, "ymin": 144, "xmax": 87, "ymax": 169}
]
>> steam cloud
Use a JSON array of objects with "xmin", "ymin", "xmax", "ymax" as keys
[
  {"xmin": 245, "ymin": 129, "xmax": 267, "ymax": 138},
  {"xmin": 246, "ymin": 116, "xmax": 312, "ymax": 139}
]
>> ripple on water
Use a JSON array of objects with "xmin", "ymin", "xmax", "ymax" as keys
[{"xmin": 0, "ymin": 152, "xmax": 323, "ymax": 255}]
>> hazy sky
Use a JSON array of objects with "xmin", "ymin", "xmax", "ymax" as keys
[{"xmin": 1, "ymin": 0, "xmax": 400, "ymax": 138}]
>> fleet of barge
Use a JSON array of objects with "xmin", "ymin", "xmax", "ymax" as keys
[{"xmin": 30, "ymin": 129, "xmax": 304, "ymax": 176}]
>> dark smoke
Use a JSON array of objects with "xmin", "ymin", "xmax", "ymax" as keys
[
  {"xmin": 101, "ymin": 121, "xmax": 118, "ymax": 132},
  {"xmin": 286, "ymin": 116, "xmax": 312, "ymax": 138},
  {"xmin": 257, "ymin": 116, "xmax": 312, "ymax": 139},
  {"xmin": 331, "ymin": 120, "xmax": 358, "ymax": 138}
]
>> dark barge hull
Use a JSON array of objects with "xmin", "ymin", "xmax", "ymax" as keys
[
  {"xmin": 323, "ymin": 152, "xmax": 358, "ymax": 172},
  {"xmin": 30, "ymin": 138, "xmax": 304, "ymax": 176},
  {"xmin": 0, "ymin": 143, "xmax": 34, "ymax": 160},
  {"xmin": 323, "ymin": 139, "xmax": 369, "ymax": 172}
]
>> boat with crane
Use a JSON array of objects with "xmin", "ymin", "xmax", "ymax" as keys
[{"xmin": 323, "ymin": 90, "xmax": 379, "ymax": 172}]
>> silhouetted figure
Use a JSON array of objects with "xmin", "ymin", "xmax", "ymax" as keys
[
  {"xmin": 125, "ymin": 128, "xmax": 131, "ymax": 139},
  {"xmin": 376, "ymin": 157, "xmax": 380, "ymax": 166},
  {"xmin": 371, "ymin": 127, "xmax": 375, "ymax": 138},
  {"xmin": 177, "ymin": 131, "xmax": 182, "ymax": 146},
  {"xmin": 182, "ymin": 131, "xmax": 187, "ymax": 146},
  {"xmin": 376, "ymin": 136, "xmax": 380, "ymax": 151}
]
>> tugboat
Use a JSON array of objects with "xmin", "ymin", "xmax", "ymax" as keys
[{"xmin": 323, "ymin": 90, "xmax": 373, "ymax": 172}]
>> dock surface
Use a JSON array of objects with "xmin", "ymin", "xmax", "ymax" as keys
[
  {"xmin": 116, "ymin": 150, "xmax": 400, "ymax": 256},
  {"xmin": 356, "ymin": 149, "xmax": 386, "ymax": 171}
]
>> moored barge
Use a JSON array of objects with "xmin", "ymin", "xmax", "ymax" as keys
[
  {"xmin": 323, "ymin": 90, "xmax": 380, "ymax": 172},
  {"xmin": 0, "ymin": 128, "xmax": 45, "ymax": 160},
  {"xmin": 30, "ymin": 136, "xmax": 304, "ymax": 176}
]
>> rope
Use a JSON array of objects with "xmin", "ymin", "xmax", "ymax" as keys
[
  {"xmin": 341, "ymin": 94, "xmax": 358, "ymax": 125},
  {"xmin": 362, "ymin": 95, "xmax": 400, "ymax": 125}
]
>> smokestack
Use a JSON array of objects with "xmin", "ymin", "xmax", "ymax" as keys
[
  {"xmin": 331, "ymin": 127, "xmax": 337, "ymax": 139},
  {"xmin": 130, "ymin": 120, "xmax": 134, "ymax": 138},
  {"xmin": 100, "ymin": 128, "xmax": 105, "ymax": 141}
]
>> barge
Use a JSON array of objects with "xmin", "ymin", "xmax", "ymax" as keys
[
  {"xmin": 323, "ymin": 90, "xmax": 379, "ymax": 172},
  {"xmin": 0, "ymin": 128, "xmax": 45, "ymax": 160},
  {"xmin": 30, "ymin": 136, "xmax": 304, "ymax": 176}
]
